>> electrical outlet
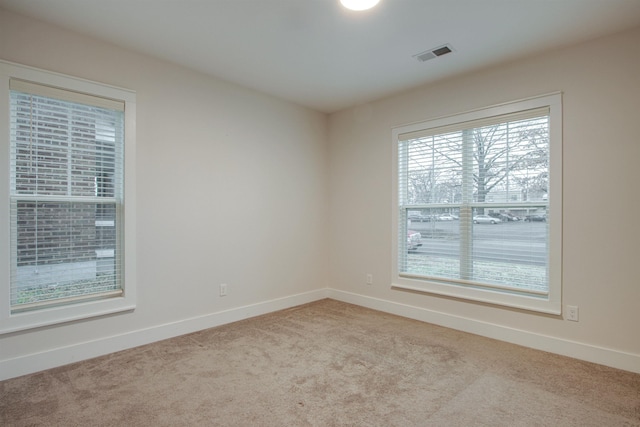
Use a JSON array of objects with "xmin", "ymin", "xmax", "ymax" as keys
[
  {"xmin": 220, "ymin": 283, "xmax": 228, "ymax": 297},
  {"xmin": 366, "ymin": 274, "xmax": 373, "ymax": 285},
  {"xmin": 566, "ymin": 305, "xmax": 579, "ymax": 321}
]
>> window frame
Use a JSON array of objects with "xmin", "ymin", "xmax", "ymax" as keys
[
  {"xmin": 391, "ymin": 93, "xmax": 562, "ymax": 314},
  {"xmin": 0, "ymin": 60, "xmax": 137, "ymax": 333}
]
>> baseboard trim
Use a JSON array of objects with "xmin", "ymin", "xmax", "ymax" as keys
[
  {"xmin": 1, "ymin": 289, "xmax": 329, "ymax": 381},
  {"xmin": 327, "ymin": 289, "xmax": 640, "ymax": 374},
  {"xmin": 4, "ymin": 288, "xmax": 638, "ymax": 380}
]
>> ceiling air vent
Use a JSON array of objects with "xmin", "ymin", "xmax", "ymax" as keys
[{"xmin": 413, "ymin": 44, "xmax": 454, "ymax": 62}]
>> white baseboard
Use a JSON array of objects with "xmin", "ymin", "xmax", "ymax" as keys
[
  {"xmin": 0, "ymin": 289, "xmax": 329, "ymax": 381},
  {"xmin": 3, "ymin": 288, "xmax": 638, "ymax": 381},
  {"xmin": 327, "ymin": 289, "xmax": 640, "ymax": 374}
]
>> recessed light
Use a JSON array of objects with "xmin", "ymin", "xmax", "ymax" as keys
[{"xmin": 340, "ymin": 0, "xmax": 381, "ymax": 11}]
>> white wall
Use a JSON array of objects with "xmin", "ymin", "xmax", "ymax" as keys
[
  {"xmin": 328, "ymin": 26, "xmax": 640, "ymax": 371},
  {"xmin": 0, "ymin": 9, "xmax": 328, "ymax": 379}
]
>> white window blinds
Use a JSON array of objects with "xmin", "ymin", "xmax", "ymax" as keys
[
  {"xmin": 394, "ymin": 94, "xmax": 562, "ymax": 313},
  {"xmin": 9, "ymin": 79, "xmax": 125, "ymax": 312}
]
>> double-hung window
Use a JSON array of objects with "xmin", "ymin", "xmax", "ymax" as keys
[
  {"xmin": 392, "ymin": 94, "xmax": 562, "ymax": 314},
  {"xmin": 0, "ymin": 61, "xmax": 136, "ymax": 333}
]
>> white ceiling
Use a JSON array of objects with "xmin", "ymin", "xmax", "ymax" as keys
[{"xmin": 2, "ymin": 0, "xmax": 640, "ymax": 113}]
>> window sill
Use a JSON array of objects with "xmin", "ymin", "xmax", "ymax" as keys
[
  {"xmin": 0, "ymin": 296, "xmax": 135, "ymax": 335},
  {"xmin": 391, "ymin": 280, "xmax": 561, "ymax": 315}
]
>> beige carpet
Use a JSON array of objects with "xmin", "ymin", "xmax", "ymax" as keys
[{"xmin": 1, "ymin": 299, "xmax": 639, "ymax": 426}]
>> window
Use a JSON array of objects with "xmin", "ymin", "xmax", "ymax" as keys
[
  {"xmin": 392, "ymin": 94, "xmax": 562, "ymax": 314},
  {"xmin": 0, "ymin": 61, "xmax": 136, "ymax": 333}
]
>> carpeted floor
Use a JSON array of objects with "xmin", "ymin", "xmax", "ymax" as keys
[{"xmin": 2, "ymin": 299, "xmax": 639, "ymax": 426}]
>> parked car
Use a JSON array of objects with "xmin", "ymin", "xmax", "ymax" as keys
[
  {"xmin": 438, "ymin": 214, "xmax": 455, "ymax": 221},
  {"xmin": 490, "ymin": 212, "xmax": 519, "ymax": 222},
  {"xmin": 473, "ymin": 215, "xmax": 501, "ymax": 224},
  {"xmin": 524, "ymin": 214, "xmax": 546, "ymax": 222},
  {"xmin": 407, "ymin": 230, "xmax": 422, "ymax": 250},
  {"xmin": 408, "ymin": 212, "xmax": 429, "ymax": 222}
]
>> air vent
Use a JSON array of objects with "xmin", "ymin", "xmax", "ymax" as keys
[{"xmin": 413, "ymin": 44, "xmax": 454, "ymax": 62}]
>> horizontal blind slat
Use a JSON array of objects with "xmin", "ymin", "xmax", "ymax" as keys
[
  {"xmin": 10, "ymin": 79, "xmax": 125, "ymax": 111},
  {"xmin": 398, "ymin": 107, "xmax": 549, "ymax": 142}
]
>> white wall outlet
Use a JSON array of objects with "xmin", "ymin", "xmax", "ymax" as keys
[
  {"xmin": 220, "ymin": 283, "xmax": 228, "ymax": 297},
  {"xmin": 366, "ymin": 274, "xmax": 373, "ymax": 285},
  {"xmin": 566, "ymin": 305, "xmax": 579, "ymax": 321}
]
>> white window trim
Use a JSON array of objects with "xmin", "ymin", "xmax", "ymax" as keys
[
  {"xmin": 0, "ymin": 60, "xmax": 137, "ymax": 334},
  {"xmin": 391, "ymin": 93, "xmax": 562, "ymax": 315}
]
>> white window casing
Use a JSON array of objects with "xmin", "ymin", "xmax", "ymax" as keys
[
  {"xmin": 0, "ymin": 60, "xmax": 136, "ymax": 333},
  {"xmin": 392, "ymin": 93, "xmax": 562, "ymax": 314}
]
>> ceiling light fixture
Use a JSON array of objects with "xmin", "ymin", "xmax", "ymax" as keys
[{"xmin": 340, "ymin": 0, "xmax": 381, "ymax": 11}]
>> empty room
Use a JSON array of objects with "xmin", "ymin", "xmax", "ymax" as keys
[{"xmin": 1, "ymin": 0, "xmax": 639, "ymax": 425}]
